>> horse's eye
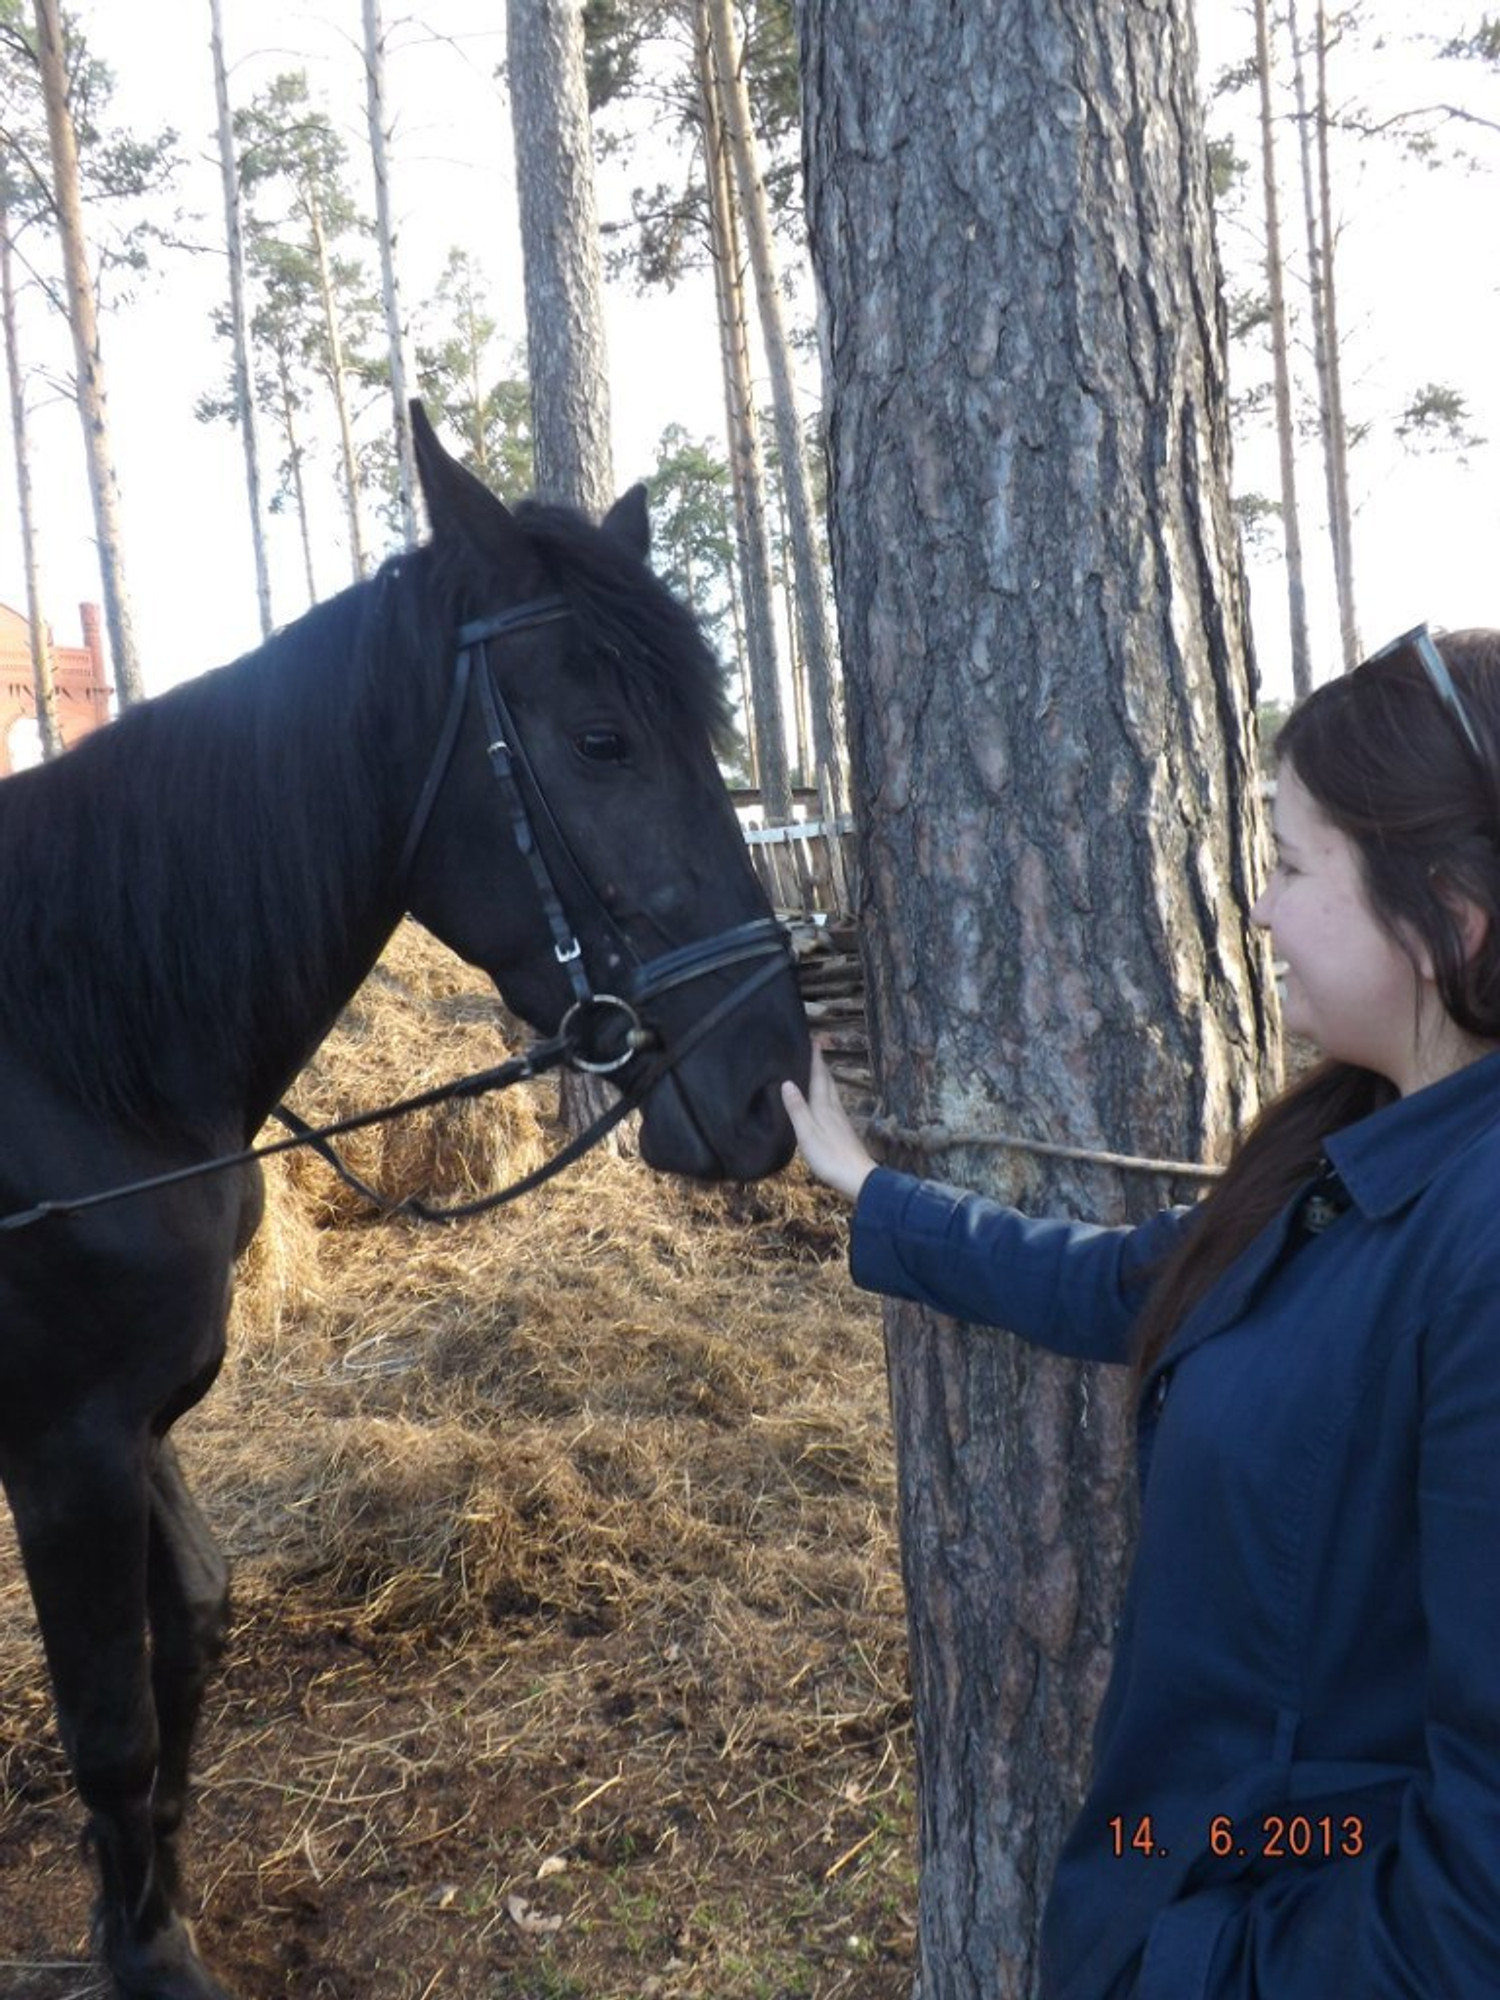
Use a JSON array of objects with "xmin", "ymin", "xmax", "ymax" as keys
[{"xmin": 576, "ymin": 727, "xmax": 630, "ymax": 764}]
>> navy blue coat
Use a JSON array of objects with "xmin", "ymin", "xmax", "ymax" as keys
[{"xmin": 851, "ymin": 1051, "xmax": 1500, "ymax": 1999}]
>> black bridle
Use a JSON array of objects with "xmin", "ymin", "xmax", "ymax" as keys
[
  {"xmin": 0, "ymin": 600, "xmax": 795, "ymax": 1234},
  {"xmin": 400, "ymin": 598, "xmax": 790, "ymax": 1077}
]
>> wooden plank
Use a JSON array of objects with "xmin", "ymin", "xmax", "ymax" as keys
[{"xmin": 742, "ymin": 817, "xmax": 858, "ymax": 918}]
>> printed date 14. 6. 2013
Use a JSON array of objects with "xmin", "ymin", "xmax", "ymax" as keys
[{"xmin": 1107, "ymin": 1813, "xmax": 1366, "ymax": 1862}]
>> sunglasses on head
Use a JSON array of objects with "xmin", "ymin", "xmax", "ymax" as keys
[{"xmin": 1365, "ymin": 622, "xmax": 1482, "ymax": 762}]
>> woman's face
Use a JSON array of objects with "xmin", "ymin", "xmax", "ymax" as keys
[{"xmin": 1251, "ymin": 763, "xmax": 1430, "ymax": 1092}]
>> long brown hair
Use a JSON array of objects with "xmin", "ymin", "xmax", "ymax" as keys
[{"xmin": 1133, "ymin": 627, "xmax": 1500, "ymax": 1376}]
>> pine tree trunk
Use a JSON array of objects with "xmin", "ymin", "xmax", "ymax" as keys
[
  {"xmin": 363, "ymin": 0, "xmax": 419, "ymax": 547},
  {"xmin": 1289, "ymin": 0, "xmax": 1342, "ymax": 662},
  {"xmin": 723, "ymin": 491, "xmax": 754, "ymax": 785},
  {"xmin": 1, "ymin": 188, "xmax": 61, "ymax": 760},
  {"xmin": 505, "ymin": 0, "xmax": 626, "ymax": 1144},
  {"xmin": 796, "ymin": 2, "xmax": 1278, "ymax": 1992},
  {"xmin": 276, "ymin": 345, "xmax": 318, "ymax": 606},
  {"xmin": 1286, "ymin": 0, "xmax": 1359, "ymax": 669},
  {"xmin": 1314, "ymin": 0, "xmax": 1359, "ymax": 669},
  {"xmin": 1255, "ymin": 0, "xmax": 1313, "ymax": 699},
  {"xmin": 696, "ymin": 0, "xmax": 790, "ymax": 823},
  {"xmin": 307, "ymin": 184, "xmax": 367, "ymax": 579},
  {"xmin": 33, "ymin": 0, "xmax": 143, "ymax": 705},
  {"xmin": 704, "ymin": 0, "xmax": 843, "ymax": 815},
  {"xmin": 208, "ymin": 0, "xmax": 274, "ymax": 638},
  {"xmin": 506, "ymin": 0, "xmax": 614, "ymax": 518},
  {"xmin": 465, "ymin": 290, "xmax": 489, "ymax": 480},
  {"xmin": 774, "ymin": 462, "xmax": 811, "ymax": 779}
]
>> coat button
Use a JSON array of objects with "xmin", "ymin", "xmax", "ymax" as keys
[{"xmin": 1152, "ymin": 1369, "xmax": 1172, "ymax": 1412}]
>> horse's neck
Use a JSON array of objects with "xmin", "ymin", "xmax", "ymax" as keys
[
  {"xmin": 194, "ymin": 605, "xmax": 420, "ymax": 1130},
  {"xmin": 5, "ymin": 587, "xmax": 424, "ymax": 1142},
  {"xmin": 237, "ymin": 904, "xmax": 403, "ymax": 1138}
]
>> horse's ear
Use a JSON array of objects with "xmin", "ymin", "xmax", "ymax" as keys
[
  {"xmin": 601, "ymin": 483, "xmax": 651, "ymax": 563},
  {"xmin": 410, "ymin": 399, "xmax": 524, "ymax": 557}
]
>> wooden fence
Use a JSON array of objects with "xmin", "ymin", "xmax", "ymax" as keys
[{"xmin": 743, "ymin": 815, "xmax": 857, "ymax": 918}]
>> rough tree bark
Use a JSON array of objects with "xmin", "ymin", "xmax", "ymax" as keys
[
  {"xmin": 208, "ymin": 0, "xmax": 274, "ymax": 637},
  {"xmin": 506, "ymin": 0, "xmax": 614, "ymax": 518},
  {"xmin": 795, "ymin": 3, "xmax": 1279, "ymax": 1994},
  {"xmin": 505, "ymin": 0, "xmax": 626, "ymax": 1143},
  {"xmin": 32, "ymin": 0, "xmax": 142, "ymax": 704}
]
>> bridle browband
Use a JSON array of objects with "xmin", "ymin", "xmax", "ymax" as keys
[{"xmin": 0, "ymin": 598, "xmax": 796, "ymax": 1234}]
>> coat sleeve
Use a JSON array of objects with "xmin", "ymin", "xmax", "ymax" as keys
[
  {"xmin": 848, "ymin": 1166, "xmax": 1196, "ymax": 1366},
  {"xmin": 1140, "ymin": 1271, "xmax": 1500, "ymax": 1998}
]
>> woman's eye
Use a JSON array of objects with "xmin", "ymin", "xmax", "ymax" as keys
[{"xmin": 575, "ymin": 728, "xmax": 630, "ymax": 764}]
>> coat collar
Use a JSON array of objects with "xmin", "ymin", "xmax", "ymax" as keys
[
  {"xmin": 1142, "ymin": 1048, "xmax": 1500, "ymax": 1402},
  {"xmin": 1325, "ymin": 1045, "xmax": 1500, "ymax": 1219}
]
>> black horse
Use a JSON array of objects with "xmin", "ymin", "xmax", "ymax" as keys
[{"xmin": 0, "ymin": 407, "xmax": 809, "ymax": 1999}]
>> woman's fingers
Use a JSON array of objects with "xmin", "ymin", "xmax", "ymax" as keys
[{"xmin": 781, "ymin": 1046, "xmax": 876, "ymax": 1200}]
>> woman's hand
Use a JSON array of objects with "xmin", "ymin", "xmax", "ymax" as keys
[{"xmin": 781, "ymin": 1045, "xmax": 878, "ymax": 1202}]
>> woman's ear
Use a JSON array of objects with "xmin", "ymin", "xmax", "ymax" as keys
[
  {"xmin": 1456, "ymin": 896, "xmax": 1492, "ymax": 965},
  {"xmin": 1421, "ymin": 875, "xmax": 1492, "ymax": 977}
]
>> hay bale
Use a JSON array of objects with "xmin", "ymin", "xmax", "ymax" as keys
[
  {"xmin": 271, "ymin": 921, "xmax": 550, "ymax": 1225},
  {"xmin": 229, "ymin": 1156, "xmax": 322, "ymax": 1346},
  {"xmin": 228, "ymin": 920, "xmax": 553, "ymax": 1353}
]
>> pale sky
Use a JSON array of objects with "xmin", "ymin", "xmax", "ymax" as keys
[{"xmin": 2, "ymin": 0, "xmax": 1496, "ymax": 709}]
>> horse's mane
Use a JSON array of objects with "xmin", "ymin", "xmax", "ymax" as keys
[
  {"xmin": 0, "ymin": 577, "xmax": 412, "ymax": 1136},
  {"xmin": 0, "ymin": 501, "xmax": 731, "ymax": 1136}
]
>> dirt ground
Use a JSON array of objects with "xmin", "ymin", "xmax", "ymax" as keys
[{"xmin": 0, "ymin": 929, "xmax": 915, "ymax": 2000}]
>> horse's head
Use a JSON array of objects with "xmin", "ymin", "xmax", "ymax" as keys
[{"xmin": 398, "ymin": 406, "xmax": 811, "ymax": 1182}]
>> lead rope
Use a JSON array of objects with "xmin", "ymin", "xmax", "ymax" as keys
[
  {"xmin": 269, "ymin": 1066, "xmax": 640, "ymax": 1224},
  {"xmin": 861, "ymin": 1115, "xmax": 1225, "ymax": 1183},
  {"xmin": 0, "ymin": 1039, "xmax": 565, "ymax": 1234}
]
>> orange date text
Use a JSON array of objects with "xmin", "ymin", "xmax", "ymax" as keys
[
  {"xmin": 1106, "ymin": 1813, "xmax": 1367, "ymax": 1863},
  {"xmin": 1209, "ymin": 1813, "xmax": 1365, "ymax": 1861}
]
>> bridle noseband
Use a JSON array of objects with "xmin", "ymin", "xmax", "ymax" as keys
[{"xmin": 400, "ymin": 596, "xmax": 792, "ymax": 1078}]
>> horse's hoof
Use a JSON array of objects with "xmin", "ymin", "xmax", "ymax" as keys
[{"xmin": 101, "ymin": 1911, "xmax": 237, "ymax": 2000}]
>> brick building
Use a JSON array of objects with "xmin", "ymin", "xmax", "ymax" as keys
[{"xmin": 0, "ymin": 601, "xmax": 112, "ymax": 775}]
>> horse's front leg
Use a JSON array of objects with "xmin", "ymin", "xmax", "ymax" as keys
[
  {"xmin": 147, "ymin": 1436, "xmax": 231, "ymax": 1903},
  {"xmin": 5, "ymin": 1430, "xmax": 236, "ymax": 2000}
]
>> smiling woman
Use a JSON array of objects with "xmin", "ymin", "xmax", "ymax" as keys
[
  {"xmin": 1252, "ymin": 760, "xmax": 1489, "ymax": 1093},
  {"xmin": 784, "ymin": 628, "xmax": 1500, "ymax": 1997},
  {"xmin": 1134, "ymin": 625, "xmax": 1500, "ymax": 1367}
]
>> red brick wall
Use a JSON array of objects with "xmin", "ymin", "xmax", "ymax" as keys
[{"xmin": 0, "ymin": 601, "xmax": 112, "ymax": 775}]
